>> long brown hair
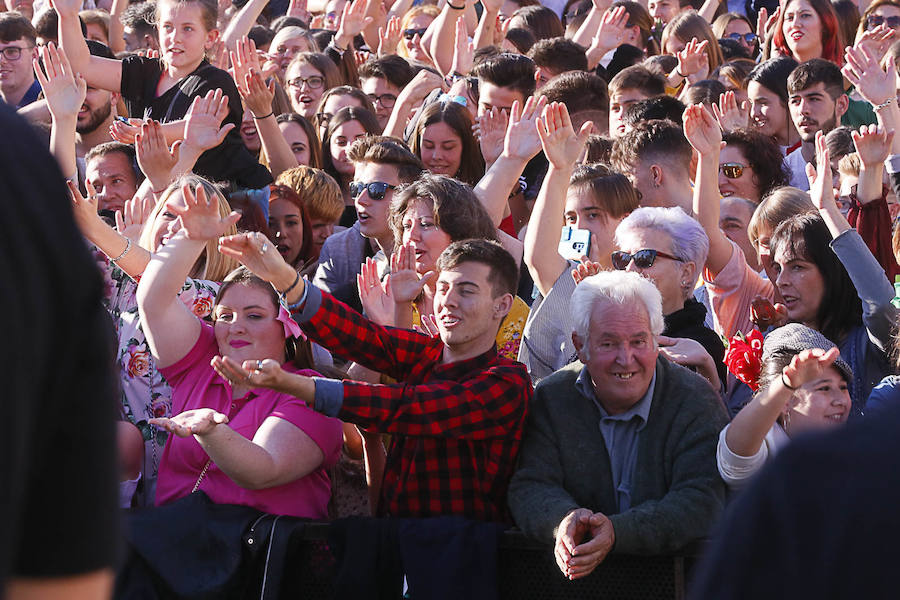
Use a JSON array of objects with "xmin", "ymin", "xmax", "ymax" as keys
[{"xmin": 411, "ymin": 100, "xmax": 485, "ymax": 186}]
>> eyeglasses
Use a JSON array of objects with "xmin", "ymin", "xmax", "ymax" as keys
[
  {"xmin": 726, "ymin": 32, "xmax": 758, "ymax": 44},
  {"xmin": 349, "ymin": 181, "xmax": 397, "ymax": 200},
  {"xmin": 367, "ymin": 92, "xmax": 397, "ymax": 108},
  {"xmin": 611, "ymin": 248, "xmax": 684, "ymax": 270},
  {"xmin": 287, "ymin": 75, "xmax": 325, "ymax": 90},
  {"xmin": 0, "ymin": 45, "xmax": 33, "ymax": 61},
  {"xmin": 866, "ymin": 14, "xmax": 900, "ymax": 30},
  {"xmin": 403, "ymin": 27, "xmax": 428, "ymax": 40},
  {"xmin": 720, "ymin": 162, "xmax": 746, "ymax": 178}
]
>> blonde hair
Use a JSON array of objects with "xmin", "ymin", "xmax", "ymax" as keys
[
  {"xmin": 398, "ymin": 6, "xmax": 440, "ymax": 58},
  {"xmin": 276, "ymin": 165, "xmax": 344, "ymax": 223},
  {"xmin": 139, "ymin": 174, "xmax": 238, "ymax": 281}
]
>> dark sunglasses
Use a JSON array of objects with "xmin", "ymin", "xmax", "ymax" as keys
[
  {"xmin": 349, "ymin": 180, "xmax": 397, "ymax": 200},
  {"xmin": 403, "ymin": 27, "xmax": 428, "ymax": 40},
  {"xmin": 720, "ymin": 162, "xmax": 746, "ymax": 179},
  {"xmin": 611, "ymin": 248, "xmax": 683, "ymax": 270},
  {"xmin": 866, "ymin": 14, "xmax": 900, "ymax": 29},
  {"xmin": 726, "ymin": 32, "xmax": 758, "ymax": 44}
]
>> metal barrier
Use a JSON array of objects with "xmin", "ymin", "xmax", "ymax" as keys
[{"xmin": 281, "ymin": 523, "xmax": 693, "ymax": 600}]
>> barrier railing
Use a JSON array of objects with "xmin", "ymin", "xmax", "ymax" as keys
[{"xmin": 282, "ymin": 523, "xmax": 697, "ymax": 600}]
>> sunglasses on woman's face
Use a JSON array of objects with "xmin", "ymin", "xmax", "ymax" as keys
[
  {"xmin": 720, "ymin": 162, "xmax": 745, "ymax": 179},
  {"xmin": 611, "ymin": 248, "xmax": 683, "ymax": 270},
  {"xmin": 866, "ymin": 14, "xmax": 900, "ymax": 29},
  {"xmin": 349, "ymin": 181, "xmax": 397, "ymax": 200},
  {"xmin": 403, "ymin": 27, "xmax": 428, "ymax": 40},
  {"xmin": 726, "ymin": 32, "xmax": 757, "ymax": 44}
]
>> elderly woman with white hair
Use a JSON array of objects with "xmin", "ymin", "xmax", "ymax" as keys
[
  {"xmin": 614, "ymin": 206, "xmax": 726, "ymax": 388},
  {"xmin": 509, "ymin": 269, "xmax": 728, "ymax": 581}
]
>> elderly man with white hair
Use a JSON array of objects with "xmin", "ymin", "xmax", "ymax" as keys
[{"xmin": 508, "ymin": 270, "xmax": 728, "ymax": 581}]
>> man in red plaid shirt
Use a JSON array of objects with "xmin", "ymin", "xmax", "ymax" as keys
[{"xmin": 216, "ymin": 236, "xmax": 532, "ymax": 523}]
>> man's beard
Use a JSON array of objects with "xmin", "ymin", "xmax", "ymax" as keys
[{"xmin": 77, "ymin": 101, "xmax": 112, "ymax": 135}]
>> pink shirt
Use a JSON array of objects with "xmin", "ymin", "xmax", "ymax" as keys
[
  {"xmin": 703, "ymin": 239, "xmax": 774, "ymax": 339},
  {"xmin": 156, "ymin": 324, "xmax": 343, "ymax": 518}
]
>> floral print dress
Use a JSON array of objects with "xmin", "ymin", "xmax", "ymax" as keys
[{"xmin": 95, "ymin": 248, "xmax": 219, "ymax": 506}]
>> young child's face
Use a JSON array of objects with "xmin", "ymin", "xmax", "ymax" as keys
[{"xmin": 158, "ymin": 1, "xmax": 217, "ymax": 68}]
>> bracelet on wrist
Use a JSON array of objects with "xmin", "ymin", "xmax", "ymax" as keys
[
  {"xmin": 252, "ymin": 110, "xmax": 275, "ymax": 120},
  {"xmin": 673, "ymin": 68, "xmax": 685, "ymax": 79},
  {"xmin": 447, "ymin": 0, "xmax": 465, "ymax": 9},
  {"xmin": 781, "ymin": 372, "xmax": 798, "ymax": 391},
  {"xmin": 287, "ymin": 280, "xmax": 310, "ymax": 312},
  {"xmin": 873, "ymin": 97, "xmax": 895, "ymax": 112},
  {"xmin": 277, "ymin": 270, "xmax": 301, "ymax": 300},
  {"xmin": 329, "ymin": 38, "xmax": 347, "ymax": 53},
  {"xmin": 110, "ymin": 238, "xmax": 132, "ymax": 263}
]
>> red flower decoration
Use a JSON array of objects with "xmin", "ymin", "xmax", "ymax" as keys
[{"xmin": 724, "ymin": 329, "xmax": 764, "ymax": 391}]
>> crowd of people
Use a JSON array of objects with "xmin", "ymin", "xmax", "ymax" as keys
[{"xmin": 5, "ymin": 0, "xmax": 900, "ymax": 592}]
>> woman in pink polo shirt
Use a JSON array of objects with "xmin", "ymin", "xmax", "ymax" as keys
[{"xmin": 138, "ymin": 176, "xmax": 342, "ymax": 519}]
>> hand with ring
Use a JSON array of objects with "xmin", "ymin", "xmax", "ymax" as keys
[
  {"xmin": 218, "ymin": 231, "xmax": 298, "ymax": 290},
  {"xmin": 211, "ymin": 355, "xmax": 289, "ymax": 391}
]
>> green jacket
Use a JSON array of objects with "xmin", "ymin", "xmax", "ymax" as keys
[{"xmin": 508, "ymin": 357, "xmax": 728, "ymax": 554}]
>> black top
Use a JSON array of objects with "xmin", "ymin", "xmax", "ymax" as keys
[
  {"xmin": 689, "ymin": 401, "xmax": 900, "ymax": 599},
  {"xmin": 0, "ymin": 102, "xmax": 119, "ymax": 583},
  {"xmin": 664, "ymin": 298, "xmax": 727, "ymax": 385},
  {"xmin": 120, "ymin": 56, "xmax": 273, "ymax": 189}
]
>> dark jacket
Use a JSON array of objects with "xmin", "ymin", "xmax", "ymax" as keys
[{"xmin": 508, "ymin": 357, "xmax": 728, "ymax": 553}]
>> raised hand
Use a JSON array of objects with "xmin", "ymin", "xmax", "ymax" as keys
[
  {"xmin": 230, "ymin": 35, "xmax": 262, "ymax": 86},
  {"xmin": 218, "ymin": 231, "xmax": 294, "ymax": 283},
  {"xmin": 711, "ymin": 90, "xmax": 749, "ymax": 132},
  {"xmin": 357, "ymin": 256, "xmax": 395, "ymax": 325},
  {"xmin": 591, "ymin": 5, "xmax": 628, "ymax": 54},
  {"xmin": 67, "ymin": 179, "xmax": 104, "ymax": 234},
  {"xmin": 377, "ymin": 15, "xmax": 402, "ymax": 57},
  {"xmin": 182, "ymin": 88, "xmax": 235, "ymax": 152},
  {"xmin": 110, "ymin": 117, "xmax": 144, "ymax": 144},
  {"xmin": 781, "ymin": 347, "xmax": 842, "ymax": 391},
  {"xmin": 676, "ymin": 38, "xmax": 709, "ymax": 82},
  {"xmin": 135, "ymin": 120, "xmax": 181, "ymax": 192},
  {"xmin": 150, "ymin": 408, "xmax": 229, "ymax": 437},
  {"xmin": 856, "ymin": 23, "xmax": 895, "ymax": 61},
  {"xmin": 211, "ymin": 355, "xmax": 290, "ymax": 391},
  {"xmin": 239, "ymin": 68, "xmax": 275, "ymax": 120},
  {"xmin": 503, "ymin": 95, "xmax": 549, "ymax": 162},
  {"xmin": 536, "ymin": 101, "xmax": 593, "ymax": 170},
  {"xmin": 450, "ymin": 16, "xmax": 474, "ymax": 76},
  {"xmin": 208, "ymin": 38, "xmax": 229, "ymax": 70},
  {"xmin": 843, "ymin": 44, "xmax": 896, "ymax": 108},
  {"xmin": 476, "ymin": 106, "xmax": 509, "ymax": 165},
  {"xmin": 34, "ymin": 42, "xmax": 85, "ymax": 120},
  {"xmin": 683, "ymin": 103, "xmax": 722, "ymax": 156},
  {"xmin": 571, "ymin": 257, "xmax": 603, "ymax": 284},
  {"xmin": 336, "ymin": 0, "xmax": 374, "ymax": 47},
  {"xmin": 167, "ymin": 183, "xmax": 240, "ymax": 241},
  {"xmin": 398, "ymin": 69, "xmax": 446, "ymax": 108},
  {"xmin": 389, "ymin": 241, "xmax": 435, "ymax": 303},
  {"xmin": 415, "ymin": 313, "xmax": 440, "ymax": 337},
  {"xmin": 287, "ymin": 0, "xmax": 312, "ymax": 24},
  {"xmin": 841, "ymin": 46, "xmax": 897, "ymax": 106},
  {"xmin": 805, "ymin": 130, "xmax": 834, "ymax": 212},
  {"xmin": 756, "ymin": 6, "xmax": 779, "ymax": 46},
  {"xmin": 116, "ymin": 193, "xmax": 155, "ymax": 242},
  {"xmin": 852, "ymin": 124, "xmax": 894, "ymax": 168}
]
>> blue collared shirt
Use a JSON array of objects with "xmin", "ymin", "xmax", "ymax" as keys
[{"xmin": 575, "ymin": 367, "xmax": 655, "ymax": 512}]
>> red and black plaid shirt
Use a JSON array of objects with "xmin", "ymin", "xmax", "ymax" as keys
[{"xmin": 297, "ymin": 289, "xmax": 531, "ymax": 523}]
